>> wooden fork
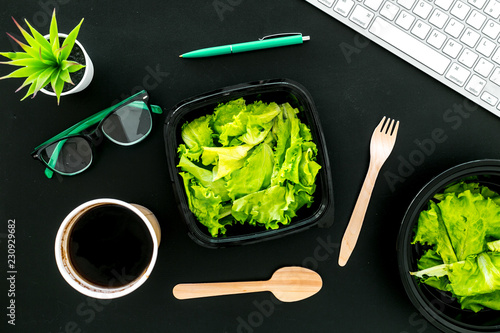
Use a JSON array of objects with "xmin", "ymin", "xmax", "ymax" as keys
[{"xmin": 338, "ymin": 117, "xmax": 400, "ymax": 267}]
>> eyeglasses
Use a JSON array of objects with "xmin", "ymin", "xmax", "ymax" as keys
[{"xmin": 31, "ymin": 90, "xmax": 163, "ymax": 178}]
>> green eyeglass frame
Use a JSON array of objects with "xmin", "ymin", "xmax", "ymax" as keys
[{"xmin": 31, "ymin": 90, "xmax": 163, "ymax": 178}]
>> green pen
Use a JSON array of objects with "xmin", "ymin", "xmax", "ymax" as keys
[{"xmin": 179, "ymin": 33, "xmax": 310, "ymax": 58}]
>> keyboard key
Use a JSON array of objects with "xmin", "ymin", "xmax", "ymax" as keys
[
  {"xmin": 467, "ymin": 10, "xmax": 487, "ymax": 29},
  {"xmin": 445, "ymin": 19, "xmax": 465, "ymax": 38},
  {"xmin": 490, "ymin": 68, "xmax": 500, "ymax": 86},
  {"xmin": 484, "ymin": 0, "xmax": 500, "ymax": 18},
  {"xmin": 369, "ymin": 17, "xmax": 451, "ymax": 74},
  {"xmin": 380, "ymin": 1, "xmax": 400, "ymax": 20},
  {"xmin": 459, "ymin": 49, "xmax": 479, "ymax": 67},
  {"xmin": 445, "ymin": 63, "xmax": 471, "ymax": 86},
  {"xmin": 413, "ymin": 0, "xmax": 433, "ymax": 18},
  {"xmin": 397, "ymin": 0, "xmax": 416, "ymax": 9},
  {"xmin": 443, "ymin": 40, "xmax": 463, "ymax": 58},
  {"xmin": 349, "ymin": 5, "xmax": 374, "ymax": 28},
  {"xmin": 460, "ymin": 28, "xmax": 481, "ymax": 47},
  {"xmin": 476, "ymin": 37, "xmax": 496, "ymax": 56},
  {"xmin": 334, "ymin": 0, "xmax": 355, "ymax": 17},
  {"xmin": 492, "ymin": 47, "xmax": 500, "ymax": 64},
  {"xmin": 481, "ymin": 91, "xmax": 498, "ymax": 105},
  {"xmin": 411, "ymin": 20, "xmax": 432, "ymax": 39},
  {"xmin": 396, "ymin": 11, "xmax": 416, "ymax": 29},
  {"xmin": 365, "ymin": 0, "xmax": 384, "ymax": 11},
  {"xmin": 468, "ymin": 0, "xmax": 487, "ymax": 8},
  {"xmin": 436, "ymin": 0, "xmax": 454, "ymax": 10},
  {"xmin": 428, "ymin": 29, "xmax": 447, "ymax": 48},
  {"xmin": 318, "ymin": 0, "xmax": 335, "ymax": 6},
  {"xmin": 429, "ymin": 9, "xmax": 449, "ymax": 28},
  {"xmin": 465, "ymin": 74, "xmax": 487, "ymax": 95},
  {"xmin": 474, "ymin": 58, "xmax": 495, "ymax": 76},
  {"xmin": 451, "ymin": 1, "xmax": 472, "ymax": 19},
  {"xmin": 482, "ymin": 19, "xmax": 500, "ymax": 39}
]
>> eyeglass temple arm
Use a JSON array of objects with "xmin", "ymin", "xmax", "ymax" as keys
[
  {"xmin": 44, "ymin": 140, "xmax": 67, "ymax": 178},
  {"xmin": 150, "ymin": 104, "xmax": 163, "ymax": 114}
]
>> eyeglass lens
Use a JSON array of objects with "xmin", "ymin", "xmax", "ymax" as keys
[
  {"xmin": 102, "ymin": 101, "xmax": 152, "ymax": 145},
  {"xmin": 39, "ymin": 137, "xmax": 93, "ymax": 175}
]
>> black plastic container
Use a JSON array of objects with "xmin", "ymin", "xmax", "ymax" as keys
[
  {"xmin": 164, "ymin": 79, "xmax": 334, "ymax": 248},
  {"xmin": 397, "ymin": 159, "xmax": 500, "ymax": 333}
]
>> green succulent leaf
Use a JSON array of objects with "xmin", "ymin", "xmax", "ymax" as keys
[
  {"xmin": 20, "ymin": 81, "xmax": 38, "ymax": 101},
  {"xmin": 50, "ymin": 70, "xmax": 65, "ymax": 105},
  {"xmin": 60, "ymin": 18, "xmax": 84, "ymax": 61},
  {"xmin": 15, "ymin": 71, "xmax": 39, "ymax": 93},
  {"xmin": 49, "ymin": 10, "xmax": 60, "ymax": 53},
  {"xmin": 61, "ymin": 60, "xmax": 84, "ymax": 72},
  {"xmin": 6, "ymin": 33, "xmax": 39, "ymax": 59},
  {"xmin": 23, "ymin": 18, "xmax": 52, "ymax": 54},
  {"xmin": 59, "ymin": 68, "xmax": 73, "ymax": 84},
  {"xmin": 66, "ymin": 63, "xmax": 85, "ymax": 73},
  {"xmin": 0, "ymin": 58, "xmax": 45, "ymax": 67},
  {"xmin": 11, "ymin": 17, "xmax": 45, "ymax": 54},
  {"xmin": 0, "ymin": 66, "xmax": 45, "ymax": 80},
  {"xmin": 33, "ymin": 66, "xmax": 56, "ymax": 93},
  {"xmin": 0, "ymin": 52, "xmax": 31, "ymax": 60}
]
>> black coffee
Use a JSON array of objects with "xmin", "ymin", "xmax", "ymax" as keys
[{"xmin": 68, "ymin": 204, "xmax": 154, "ymax": 287}]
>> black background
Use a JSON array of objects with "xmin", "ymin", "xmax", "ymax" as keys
[{"xmin": 2, "ymin": 1, "xmax": 500, "ymax": 332}]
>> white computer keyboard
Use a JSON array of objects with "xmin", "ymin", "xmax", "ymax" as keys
[{"xmin": 305, "ymin": 0, "xmax": 500, "ymax": 117}]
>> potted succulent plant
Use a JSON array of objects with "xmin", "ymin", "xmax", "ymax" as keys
[{"xmin": 0, "ymin": 10, "xmax": 93, "ymax": 104}]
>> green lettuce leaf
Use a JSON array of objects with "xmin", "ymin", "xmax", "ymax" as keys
[
  {"xmin": 201, "ymin": 144, "xmax": 254, "ymax": 180},
  {"xmin": 238, "ymin": 101, "xmax": 281, "ymax": 145},
  {"xmin": 212, "ymin": 98, "xmax": 246, "ymax": 135},
  {"xmin": 412, "ymin": 201, "xmax": 458, "ymax": 264},
  {"xmin": 416, "ymin": 248, "xmax": 449, "ymax": 291},
  {"xmin": 177, "ymin": 155, "xmax": 229, "ymax": 201},
  {"xmin": 299, "ymin": 142, "xmax": 321, "ymax": 189},
  {"xmin": 178, "ymin": 115, "xmax": 214, "ymax": 161},
  {"xmin": 215, "ymin": 99, "xmax": 249, "ymax": 146},
  {"xmin": 413, "ymin": 253, "xmax": 500, "ymax": 298},
  {"xmin": 437, "ymin": 191, "xmax": 487, "ymax": 260},
  {"xmin": 232, "ymin": 185, "xmax": 290, "ymax": 229},
  {"xmin": 226, "ymin": 142, "xmax": 274, "ymax": 200},
  {"xmin": 179, "ymin": 172, "xmax": 231, "ymax": 237},
  {"xmin": 458, "ymin": 290, "xmax": 500, "ymax": 312}
]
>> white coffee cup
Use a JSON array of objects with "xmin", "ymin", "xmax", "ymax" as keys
[{"xmin": 54, "ymin": 198, "xmax": 161, "ymax": 299}]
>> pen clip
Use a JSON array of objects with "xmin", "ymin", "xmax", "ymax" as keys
[{"xmin": 259, "ymin": 33, "xmax": 302, "ymax": 40}]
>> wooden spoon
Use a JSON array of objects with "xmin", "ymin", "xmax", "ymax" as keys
[{"xmin": 172, "ymin": 266, "xmax": 322, "ymax": 302}]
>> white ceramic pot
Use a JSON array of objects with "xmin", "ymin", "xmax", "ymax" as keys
[{"xmin": 40, "ymin": 33, "xmax": 94, "ymax": 97}]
